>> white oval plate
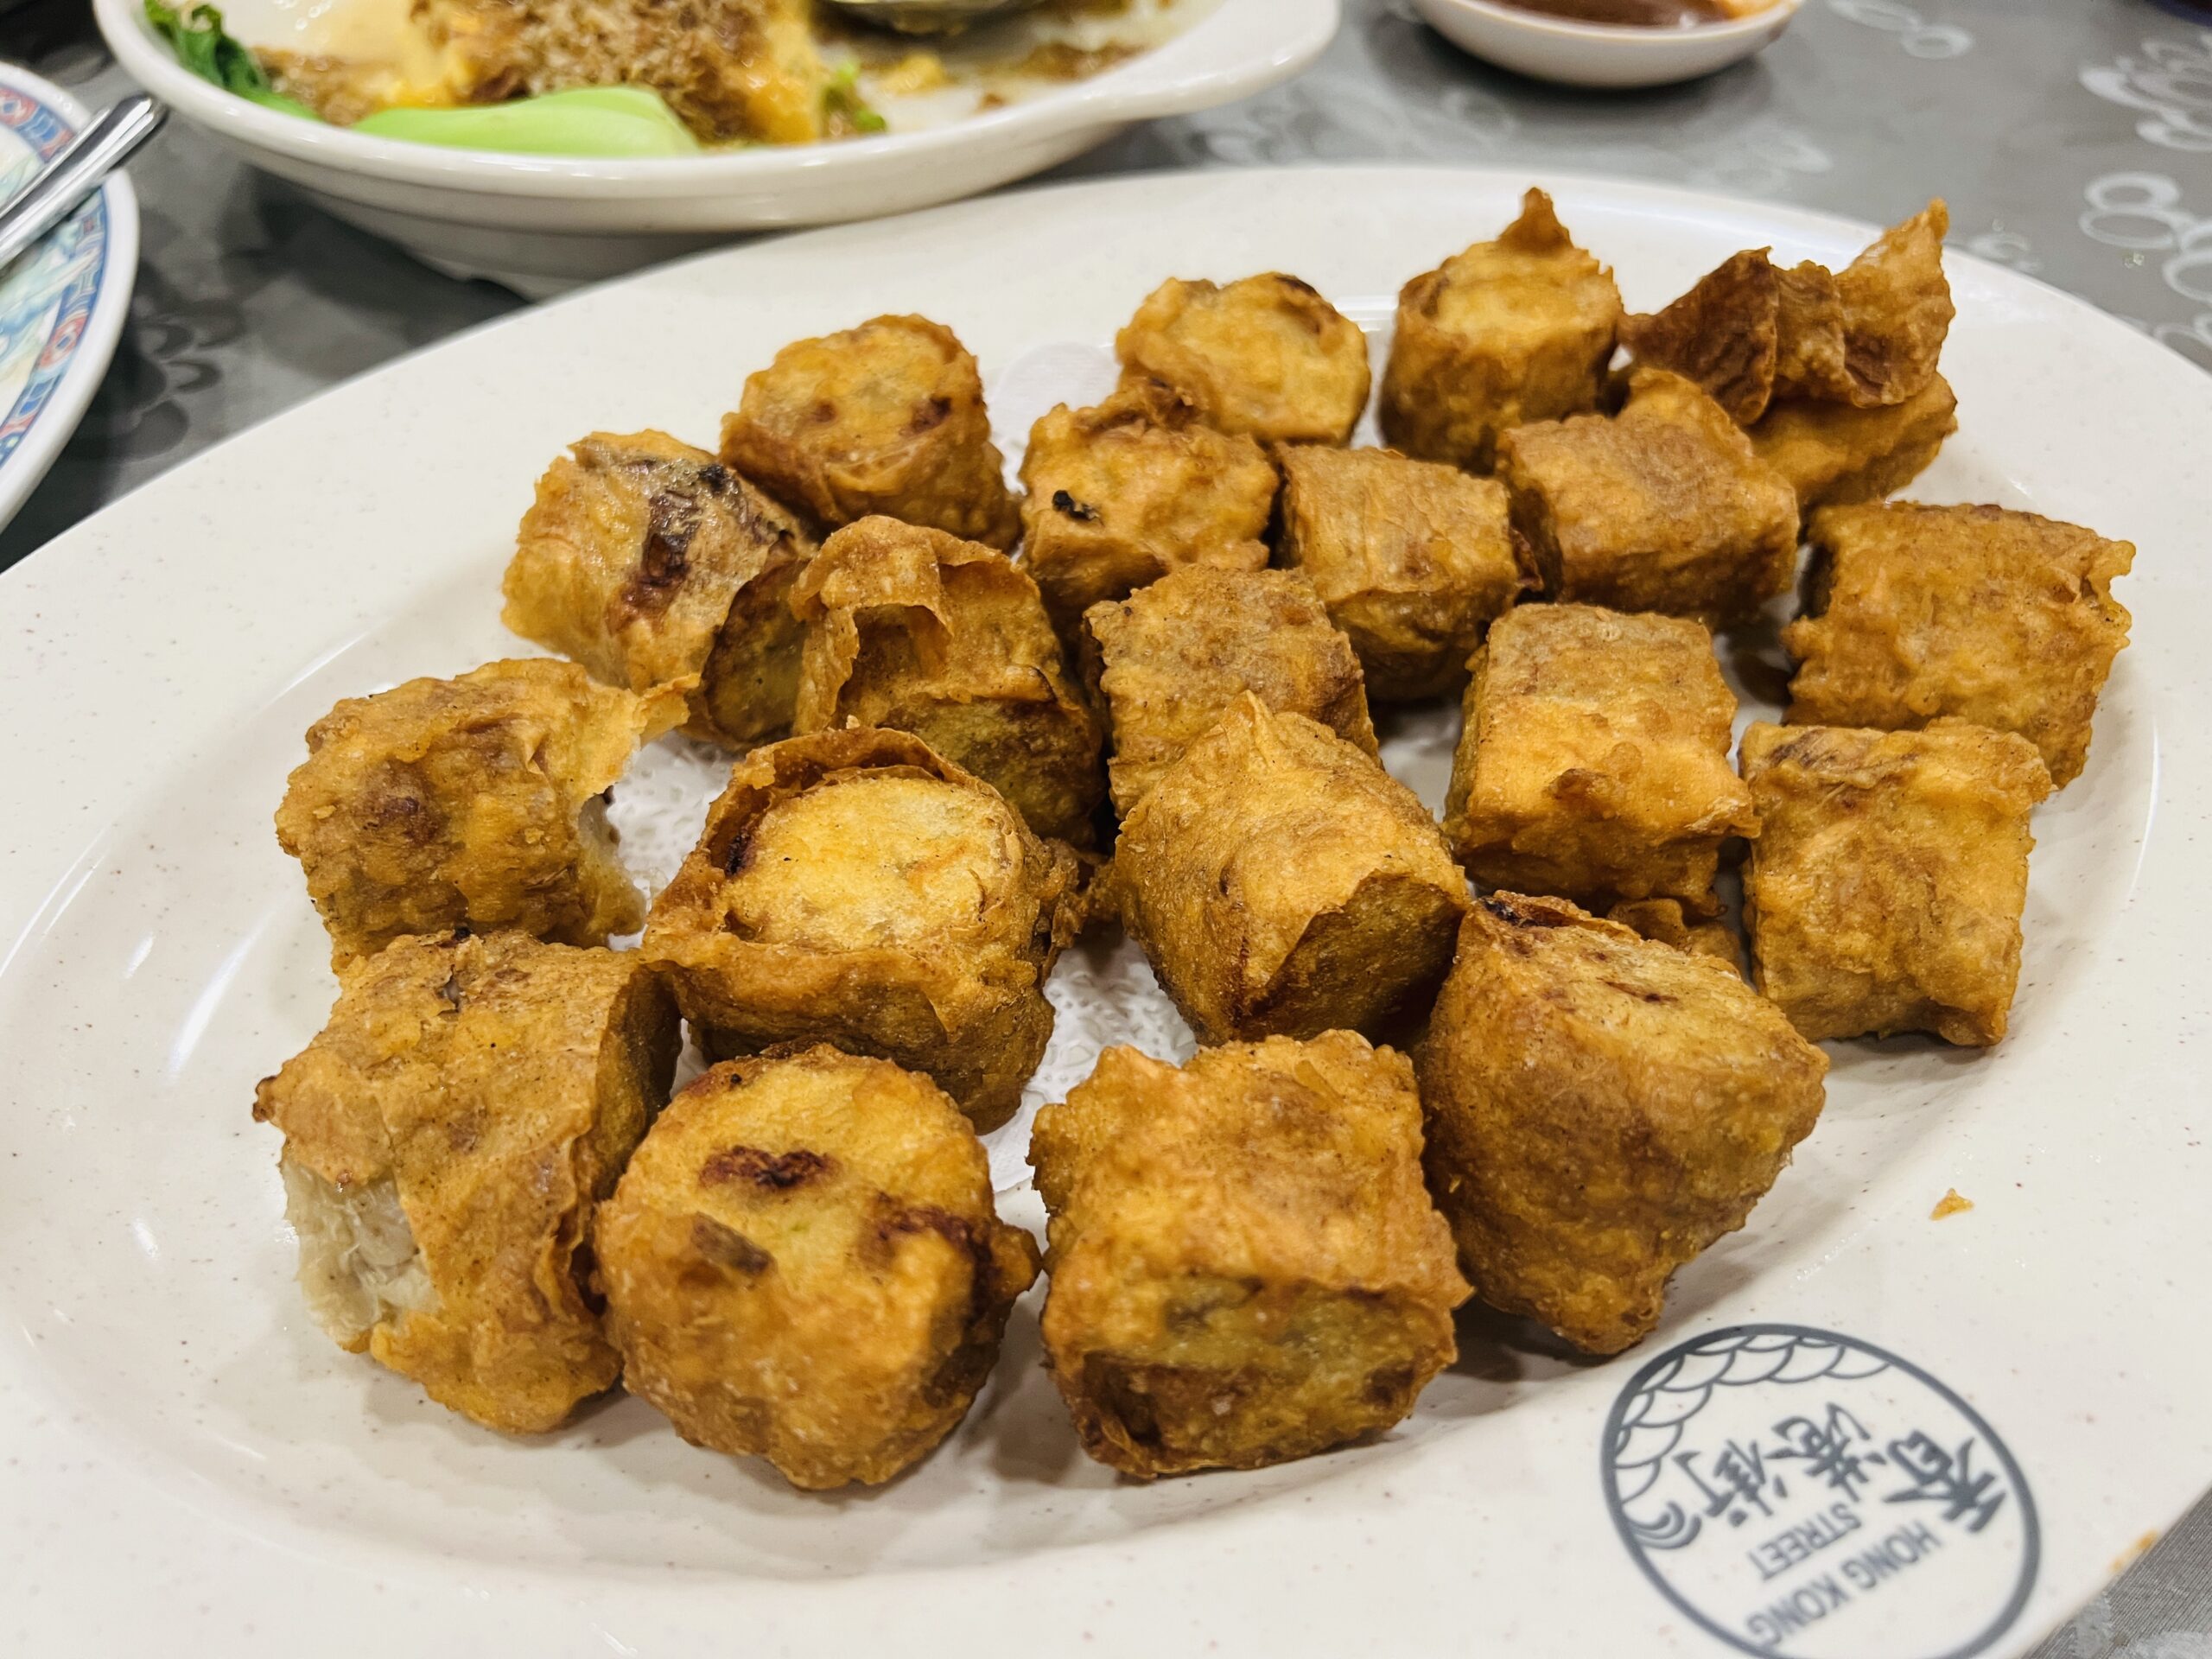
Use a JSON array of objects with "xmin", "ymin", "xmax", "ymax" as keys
[
  {"xmin": 0, "ymin": 64, "xmax": 138, "ymax": 531},
  {"xmin": 1, "ymin": 166, "xmax": 2207, "ymax": 1659},
  {"xmin": 92, "ymin": 0, "xmax": 1338, "ymax": 289}
]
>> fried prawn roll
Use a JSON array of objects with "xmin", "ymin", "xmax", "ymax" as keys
[
  {"xmin": 643, "ymin": 727, "xmax": 1081, "ymax": 1132},
  {"xmin": 1381, "ymin": 188, "xmax": 1623, "ymax": 473},
  {"xmin": 1275, "ymin": 444, "xmax": 1531, "ymax": 701},
  {"xmin": 1017, "ymin": 381, "xmax": 1277, "ymax": 635},
  {"xmin": 1418, "ymin": 894, "xmax": 1827, "ymax": 1356},
  {"xmin": 1740, "ymin": 720, "xmax": 2052, "ymax": 1046},
  {"xmin": 1109, "ymin": 694, "xmax": 1468, "ymax": 1045},
  {"xmin": 1784, "ymin": 501, "xmax": 2133, "ymax": 787},
  {"xmin": 1115, "ymin": 272, "xmax": 1371, "ymax": 446},
  {"xmin": 595, "ymin": 1046, "xmax": 1039, "ymax": 1491},
  {"xmin": 1443, "ymin": 604, "xmax": 1758, "ymax": 912},
  {"xmin": 253, "ymin": 931, "xmax": 680, "ymax": 1433},
  {"xmin": 790, "ymin": 516, "xmax": 1105, "ymax": 843},
  {"xmin": 1082, "ymin": 564, "xmax": 1377, "ymax": 818},
  {"xmin": 718, "ymin": 315, "xmax": 1020, "ymax": 549},
  {"xmin": 499, "ymin": 430, "xmax": 816, "ymax": 746},
  {"xmin": 1030, "ymin": 1034, "xmax": 1468, "ymax": 1478},
  {"xmin": 1497, "ymin": 367, "xmax": 1800, "ymax": 622},
  {"xmin": 276, "ymin": 658, "xmax": 682, "ymax": 968}
]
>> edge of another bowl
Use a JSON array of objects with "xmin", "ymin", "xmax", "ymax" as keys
[{"xmin": 0, "ymin": 63, "xmax": 140, "ymax": 532}]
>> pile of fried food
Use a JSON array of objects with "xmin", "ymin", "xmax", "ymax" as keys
[{"xmin": 254, "ymin": 189, "xmax": 2134, "ymax": 1489}]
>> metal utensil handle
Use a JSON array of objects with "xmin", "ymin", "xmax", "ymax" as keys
[{"xmin": 0, "ymin": 95, "xmax": 166, "ymax": 271}]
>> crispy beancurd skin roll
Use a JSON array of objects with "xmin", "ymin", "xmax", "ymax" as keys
[
  {"xmin": 1380, "ymin": 188, "xmax": 1623, "ymax": 473},
  {"xmin": 252, "ymin": 931, "xmax": 680, "ymax": 1433},
  {"xmin": 1608, "ymin": 898, "xmax": 1746, "ymax": 978},
  {"xmin": 1017, "ymin": 381, "xmax": 1278, "ymax": 634},
  {"xmin": 1442, "ymin": 605, "xmax": 1757, "ymax": 912},
  {"xmin": 1739, "ymin": 720, "xmax": 2051, "ymax": 1046},
  {"xmin": 1082, "ymin": 564, "xmax": 1377, "ymax": 818},
  {"xmin": 1109, "ymin": 694, "xmax": 1469, "ymax": 1045},
  {"xmin": 789, "ymin": 516, "xmax": 1105, "ymax": 844},
  {"xmin": 1815, "ymin": 201, "xmax": 1955, "ymax": 408},
  {"xmin": 1028, "ymin": 1034, "xmax": 1469, "ymax": 1478},
  {"xmin": 717, "ymin": 315, "xmax": 1020, "ymax": 549},
  {"xmin": 1750, "ymin": 376, "xmax": 1957, "ymax": 512},
  {"xmin": 594, "ymin": 1047, "xmax": 1039, "ymax": 1491},
  {"xmin": 1783, "ymin": 502, "xmax": 2134, "ymax": 787},
  {"xmin": 1622, "ymin": 205, "xmax": 1953, "ymax": 417},
  {"xmin": 1497, "ymin": 367, "xmax": 1801, "ymax": 623},
  {"xmin": 1416, "ymin": 893, "xmax": 1827, "ymax": 1357},
  {"xmin": 499, "ymin": 430, "xmax": 817, "ymax": 746},
  {"xmin": 1275, "ymin": 445, "xmax": 1532, "ymax": 702},
  {"xmin": 642, "ymin": 727, "xmax": 1080, "ymax": 1131},
  {"xmin": 275, "ymin": 658, "xmax": 682, "ymax": 968},
  {"xmin": 1619, "ymin": 248, "xmax": 1785, "ymax": 424},
  {"xmin": 1114, "ymin": 273, "xmax": 1371, "ymax": 446}
]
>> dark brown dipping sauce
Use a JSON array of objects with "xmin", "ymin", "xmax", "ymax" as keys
[{"xmin": 1496, "ymin": 0, "xmax": 1730, "ymax": 24}]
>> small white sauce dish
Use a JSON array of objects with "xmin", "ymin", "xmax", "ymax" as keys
[{"xmin": 1411, "ymin": 0, "xmax": 1802, "ymax": 90}]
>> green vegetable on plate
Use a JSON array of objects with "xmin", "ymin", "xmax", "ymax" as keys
[
  {"xmin": 357, "ymin": 89, "xmax": 702, "ymax": 157},
  {"xmin": 144, "ymin": 0, "xmax": 315, "ymax": 118}
]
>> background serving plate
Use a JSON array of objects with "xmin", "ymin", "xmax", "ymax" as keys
[
  {"xmin": 92, "ymin": 0, "xmax": 1338, "ymax": 289},
  {"xmin": 0, "ymin": 165, "xmax": 2206, "ymax": 1658},
  {"xmin": 0, "ymin": 63, "xmax": 138, "ymax": 531}
]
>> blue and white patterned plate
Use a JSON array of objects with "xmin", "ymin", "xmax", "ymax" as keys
[{"xmin": 0, "ymin": 63, "xmax": 138, "ymax": 531}]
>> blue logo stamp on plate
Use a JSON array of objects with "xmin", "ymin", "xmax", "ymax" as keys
[{"xmin": 1603, "ymin": 1325, "xmax": 2038, "ymax": 1659}]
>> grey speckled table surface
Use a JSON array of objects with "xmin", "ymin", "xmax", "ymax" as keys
[{"xmin": 6, "ymin": 1, "xmax": 2211, "ymax": 1652}]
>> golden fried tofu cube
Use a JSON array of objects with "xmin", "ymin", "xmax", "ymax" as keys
[
  {"xmin": 253, "ymin": 931, "xmax": 679, "ymax": 1433},
  {"xmin": 499, "ymin": 430, "xmax": 816, "ymax": 747},
  {"xmin": 1275, "ymin": 445, "xmax": 1530, "ymax": 701},
  {"xmin": 275, "ymin": 659, "xmax": 680, "ymax": 968},
  {"xmin": 1608, "ymin": 898, "xmax": 1746, "ymax": 977},
  {"xmin": 1115, "ymin": 273, "xmax": 1371, "ymax": 445},
  {"xmin": 594, "ymin": 1046, "xmax": 1039, "ymax": 1490},
  {"xmin": 1083, "ymin": 564, "xmax": 1377, "ymax": 817},
  {"xmin": 788, "ymin": 516, "xmax": 1105, "ymax": 843},
  {"xmin": 1110, "ymin": 694, "xmax": 1468, "ymax": 1045},
  {"xmin": 643, "ymin": 727, "xmax": 1079, "ymax": 1131},
  {"xmin": 1017, "ymin": 381, "xmax": 1277, "ymax": 634},
  {"xmin": 1444, "ymin": 605, "xmax": 1755, "ymax": 911},
  {"xmin": 1740, "ymin": 720, "xmax": 2052, "ymax": 1046},
  {"xmin": 1750, "ymin": 376, "xmax": 1957, "ymax": 511},
  {"xmin": 719, "ymin": 315, "xmax": 1020, "ymax": 549},
  {"xmin": 1029, "ymin": 1033, "xmax": 1468, "ymax": 1478},
  {"xmin": 1380, "ymin": 188, "xmax": 1623, "ymax": 473},
  {"xmin": 418, "ymin": 0, "xmax": 830, "ymax": 143},
  {"xmin": 1498, "ymin": 367, "xmax": 1801, "ymax": 621},
  {"xmin": 1418, "ymin": 893, "xmax": 1827, "ymax": 1355},
  {"xmin": 1784, "ymin": 502, "xmax": 2134, "ymax": 786}
]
